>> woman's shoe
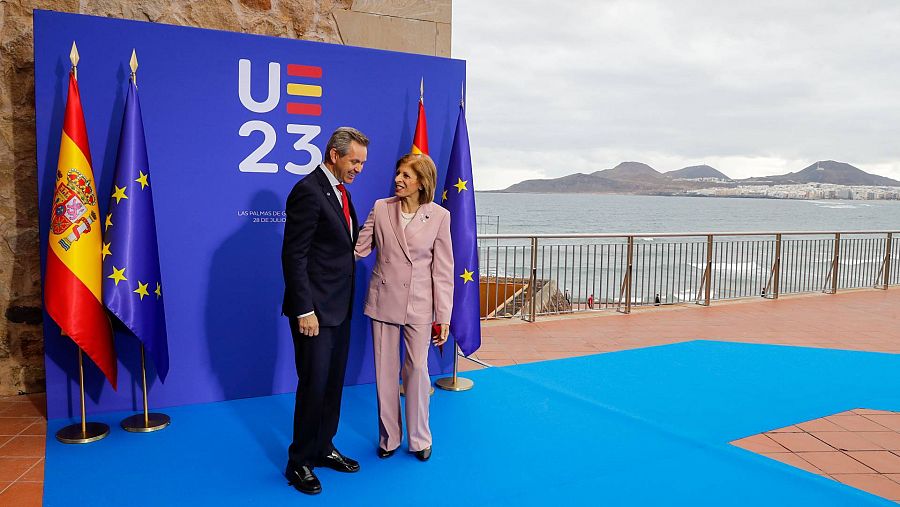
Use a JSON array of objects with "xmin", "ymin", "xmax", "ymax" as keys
[
  {"xmin": 377, "ymin": 447, "xmax": 396, "ymax": 459},
  {"xmin": 413, "ymin": 446, "xmax": 432, "ymax": 462}
]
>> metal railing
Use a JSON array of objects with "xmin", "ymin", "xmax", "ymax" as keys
[{"xmin": 478, "ymin": 230, "xmax": 899, "ymax": 321}]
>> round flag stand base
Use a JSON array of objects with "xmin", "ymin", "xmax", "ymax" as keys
[
  {"xmin": 435, "ymin": 376, "xmax": 474, "ymax": 392},
  {"xmin": 399, "ymin": 383, "xmax": 434, "ymax": 397},
  {"xmin": 121, "ymin": 413, "xmax": 170, "ymax": 433},
  {"xmin": 56, "ymin": 422, "xmax": 109, "ymax": 444}
]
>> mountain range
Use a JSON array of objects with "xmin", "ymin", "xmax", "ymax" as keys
[{"xmin": 499, "ymin": 160, "xmax": 900, "ymax": 194}]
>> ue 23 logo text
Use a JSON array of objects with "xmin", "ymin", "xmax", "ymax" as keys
[{"xmin": 237, "ymin": 59, "xmax": 324, "ymax": 175}]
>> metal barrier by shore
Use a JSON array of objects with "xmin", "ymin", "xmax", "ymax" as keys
[{"xmin": 478, "ymin": 230, "xmax": 899, "ymax": 321}]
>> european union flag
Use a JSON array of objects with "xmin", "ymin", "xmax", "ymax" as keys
[
  {"xmin": 440, "ymin": 99, "xmax": 481, "ymax": 356},
  {"xmin": 102, "ymin": 79, "xmax": 169, "ymax": 381}
]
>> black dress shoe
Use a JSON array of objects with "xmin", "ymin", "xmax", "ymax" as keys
[
  {"xmin": 318, "ymin": 449, "xmax": 360, "ymax": 473},
  {"xmin": 377, "ymin": 446, "xmax": 397, "ymax": 459},
  {"xmin": 285, "ymin": 464, "xmax": 321, "ymax": 495},
  {"xmin": 413, "ymin": 446, "xmax": 432, "ymax": 462}
]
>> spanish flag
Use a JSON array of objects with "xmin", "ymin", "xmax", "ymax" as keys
[
  {"xmin": 44, "ymin": 70, "xmax": 117, "ymax": 388},
  {"xmin": 411, "ymin": 81, "xmax": 429, "ymax": 155}
]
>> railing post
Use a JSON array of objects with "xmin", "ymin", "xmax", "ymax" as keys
[
  {"xmin": 884, "ymin": 232, "xmax": 893, "ymax": 290},
  {"xmin": 624, "ymin": 236, "xmax": 634, "ymax": 314},
  {"xmin": 830, "ymin": 233, "xmax": 841, "ymax": 294},
  {"xmin": 528, "ymin": 237, "xmax": 538, "ymax": 322},
  {"xmin": 704, "ymin": 234, "xmax": 713, "ymax": 306},
  {"xmin": 773, "ymin": 233, "xmax": 782, "ymax": 299}
]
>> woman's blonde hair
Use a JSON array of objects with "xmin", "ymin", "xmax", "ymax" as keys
[{"xmin": 396, "ymin": 153, "xmax": 437, "ymax": 205}]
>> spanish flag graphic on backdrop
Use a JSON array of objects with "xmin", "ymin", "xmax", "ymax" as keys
[{"xmin": 44, "ymin": 69, "xmax": 117, "ymax": 388}]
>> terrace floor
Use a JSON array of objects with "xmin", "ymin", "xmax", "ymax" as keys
[{"xmin": 3, "ymin": 287, "xmax": 898, "ymax": 505}]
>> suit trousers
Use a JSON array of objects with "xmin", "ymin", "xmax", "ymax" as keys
[
  {"xmin": 287, "ymin": 316, "xmax": 351, "ymax": 467},
  {"xmin": 372, "ymin": 320, "xmax": 432, "ymax": 452}
]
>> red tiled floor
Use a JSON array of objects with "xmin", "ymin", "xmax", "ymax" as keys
[
  {"xmin": 830, "ymin": 474, "xmax": 900, "ymax": 501},
  {"xmin": 0, "ymin": 481, "xmax": 43, "ymax": 507},
  {"xmin": 828, "ymin": 414, "xmax": 891, "ymax": 432},
  {"xmin": 796, "ymin": 418, "xmax": 845, "ymax": 432},
  {"xmin": 810, "ymin": 431, "xmax": 884, "ymax": 452},
  {"xmin": 767, "ymin": 432, "xmax": 834, "ymax": 452},
  {"xmin": 0, "ymin": 402, "xmax": 46, "ymax": 419},
  {"xmin": 861, "ymin": 433, "xmax": 900, "ymax": 451},
  {"xmin": 20, "ymin": 459, "xmax": 44, "ymax": 482},
  {"xmin": 846, "ymin": 451, "xmax": 900, "ymax": 474},
  {"xmin": 798, "ymin": 451, "xmax": 876, "ymax": 474},
  {"xmin": 0, "ymin": 436, "xmax": 45, "ymax": 458},
  {"xmin": 471, "ymin": 289, "xmax": 900, "ymax": 368},
  {"xmin": 865, "ymin": 415, "xmax": 900, "ymax": 433},
  {"xmin": 0, "ymin": 419, "xmax": 35, "ymax": 436},
  {"xmin": 760, "ymin": 452, "xmax": 823, "ymax": 474},
  {"xmin": 0, "ymin": 394, "xmax": 45, "ymax": 507},
  {"xmin": 732, "ymin": 434, "xmax": 789, "ymax": 454},
  {"xmin": 855, "ymin": 410, "xmax": 898, "ymax": 416},
  {"xmin": 769, "ymin": 425, "xmax": 803, "ymax": 433},
  {"xmin": 19, "ymin": 423, "xmax": 45, "ymax": 437},
  {"xmin": 733, "ymin": 408, "xmax": 900, "ymax": 503},
  {"xmin": 0, "ymin": 458, "xmax": 39, "ymax": 482}
]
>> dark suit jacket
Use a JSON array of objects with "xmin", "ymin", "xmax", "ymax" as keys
[{"xmin": 281, "ymin": 166, "xmax": 359, "ymax": 327}]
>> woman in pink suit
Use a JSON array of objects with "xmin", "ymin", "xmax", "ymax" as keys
[{"xmin": 355, "ymin": 153, "xmax": 453, "ymax": 461}]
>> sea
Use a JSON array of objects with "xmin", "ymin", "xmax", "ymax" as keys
[
  {"xmin": 471, "ymin": 193, "xmax": 900, "ymax": 310},
  {"xmin": 474, "ymin": 193, "xmax": 900, "ymax": 235}
]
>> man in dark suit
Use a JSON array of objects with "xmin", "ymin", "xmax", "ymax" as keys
[{"xmin": 281, "ymin": 127, "xmax": 368, "ymax": 495}]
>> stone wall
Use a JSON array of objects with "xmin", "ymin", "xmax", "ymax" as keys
[{"xmin": 0, "ymin": 0, "xmax": 451, "ymax": 396}]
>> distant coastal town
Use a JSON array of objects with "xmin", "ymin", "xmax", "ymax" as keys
[
  {"xmin": 499, "ymin": 160, "xmax": 900, "ymax": 201},
  {"xmin": 688, "ymin": 182, "xmax": 900, "ymax": 201}
]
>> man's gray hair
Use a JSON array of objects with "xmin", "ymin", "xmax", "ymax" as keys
[{"xmin": 325, "ymin": 127, "xmax": 369, "ymax": 163}]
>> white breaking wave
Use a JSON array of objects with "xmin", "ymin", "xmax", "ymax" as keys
[
  {"xmin": 839, "ymin": 258, "xmax": 880, "ymax": 266},
  {"xmin": 688, "ymin": 262, "xmax": 760, "ymax": 272},
  {"xmin": 813, "ymin": 257, "xmax": 880, "ymax": 265}
]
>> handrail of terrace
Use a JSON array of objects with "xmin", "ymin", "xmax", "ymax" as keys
[{"xmin": 476, "ymin": 230, "xmax": 898, "ymax": 321}]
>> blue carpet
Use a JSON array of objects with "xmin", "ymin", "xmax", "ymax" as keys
[{"xmin": 44, "ymin": 341, "xmax": 900, "ymax": 506}]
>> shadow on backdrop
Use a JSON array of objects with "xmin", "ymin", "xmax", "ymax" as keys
[{"xmin": 205, "ymin": 189, "xmax": 288, "ymax": 469}]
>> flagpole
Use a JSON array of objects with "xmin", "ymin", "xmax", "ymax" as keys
[
  {"xmin": 117, "ymin": 50, "xmax": 170, "ymax": 433},
  {"xmin": 56, "ymin": 348, "xmax": 111, "ymax": 443},
  {"xmin": 435, "ymin": 344, "xmax": 474, "ymax": 391},
  {"xmin": 55, "ymin": 44, "xmax": 111, "ymax": 444},
  {"xmin": 120, "ymin": 344, "xmax": 170, "ymax": 432}
]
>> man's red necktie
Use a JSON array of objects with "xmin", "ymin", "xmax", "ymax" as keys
[{"xmin": 336, "ymin": 183, "xmax": 351, "ymax": 230}]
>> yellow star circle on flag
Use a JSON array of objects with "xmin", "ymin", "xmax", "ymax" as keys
[
  {"xmin": 453, "ymin": 178, "xmax": 469, "ymax": 193},
  {"xmin": 460, "ymin": 268, "xmax": 474, "ymax": 284},
  {"xmin": 105, "ymin": 212, "xmax": 113, "ymax": 231},
  {"xmin": 134, "ymin": 281, "xmax": 150, "ymax": 300},
  {"xmin": 441, "ymin": 189, "xmax": 448, "ymax": 202},
  {"xmin": 155, "ymin": 282, "xmax": 162, "ymax": 299},
  {"xmin": 111, "ymin": 185, "xmax": 129, "ymax": 204},
  {"xmin": 135, "ymin": 171, "xmax": 149, "ymax": 190},
  {"xmin": 101, "ymin": 242, "xmax": 111, "ymax": 261},
  {"xmin": 108, "ymin": 266, "xmax": 127, "ymax": 286}
]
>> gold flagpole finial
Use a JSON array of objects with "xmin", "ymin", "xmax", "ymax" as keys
[
  {"xmin": 70, "ymin": 41, "xmax": 80, "ymax": 79},
  {"xmin": 130, "ymin": 49, "xmax": 138, "ymax": 86},
  {"xmin": 419, "ymin": 76, "xmax": 424, "ymax": 103}
]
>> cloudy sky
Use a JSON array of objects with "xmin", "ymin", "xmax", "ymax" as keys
[{"xmin": 453, "ymin": 1, "xmax": 900, "ymax": 190}]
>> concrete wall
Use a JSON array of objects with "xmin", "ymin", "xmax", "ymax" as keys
[{"xmin": 0, "ymin": 0, "xmax": 451, "ymax": 395}]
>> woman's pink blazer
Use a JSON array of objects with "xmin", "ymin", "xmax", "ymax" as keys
[{"xmin": 355, "ymin": 197, "xmax": 454, "ymax": 325}]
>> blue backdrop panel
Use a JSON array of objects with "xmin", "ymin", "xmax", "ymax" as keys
[{"xmin": 34, "ymin": 10, "xmax": 465, "ymax": 419}]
